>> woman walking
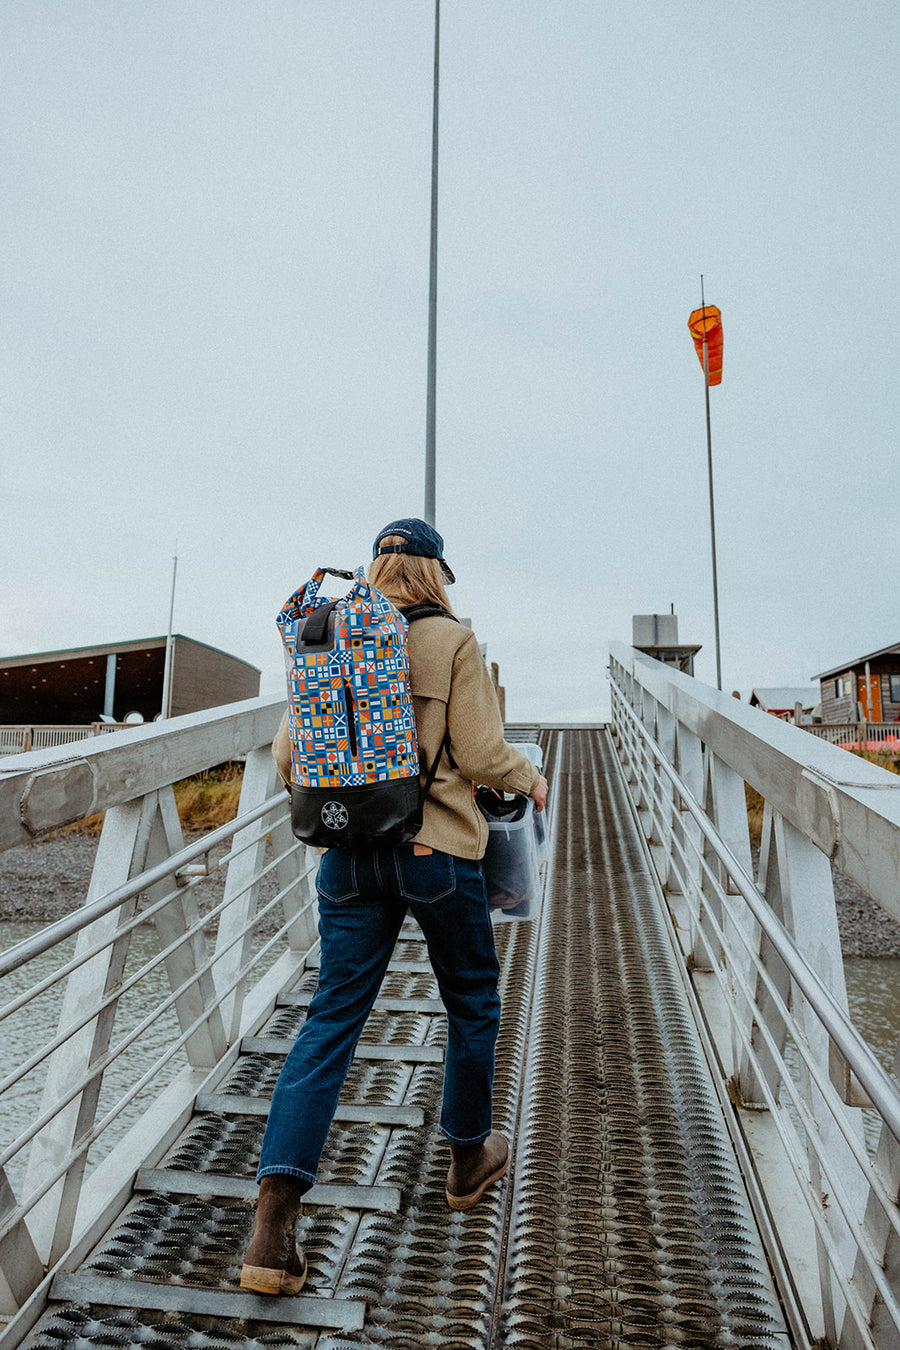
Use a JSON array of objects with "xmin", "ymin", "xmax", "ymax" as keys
[{"xmin": 240, "ymin": 518, "xmax": 548, "ymax": 1296}]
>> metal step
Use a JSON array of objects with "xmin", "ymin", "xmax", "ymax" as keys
[
  {"xmin": 241, "ymin": 1035, "xmax": 444, "ymax": 1063},
  {"xmin": 304, "ymin": 954, "xmax": 434, "ymax": 974},
  {"xmin": 135, "ymin": 1168, "xmax": 401, "ymax": 1212},
  {"xmin": 50, "ymin": 1273, "xmax": 366, "ymax": 1332},
  {"xmin": 195, "ymin": 1093, "xmax": 425, "ymax": 1127},
  {"xmin": 277, "ymin": 991, "xmax": 445, "ymax": 1014}
]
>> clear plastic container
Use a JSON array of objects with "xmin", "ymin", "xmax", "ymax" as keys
[{"xmin": 478, "ymin": 742, "xmax": 548, "ymax": 922}]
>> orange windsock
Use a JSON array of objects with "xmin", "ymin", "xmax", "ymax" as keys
[{"xmin": 688, "ymin": 305, "xmax": 723, "ymax": 385}]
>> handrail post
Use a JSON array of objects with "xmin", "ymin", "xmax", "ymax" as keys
[
  {"xmin": 149, "ymin": 786, "xmax": 227, "ymax": 1068},
  {"xmin": 747, "ymin": 807, "xmax": 866, "ymax": 1343},
  {"xmin": 668, "ymin": 722, "xmax": 703, "ymax": 953},
  {"xmin": 846, "ymin": 1040, "xmax": 900, "ymax": 1345},
  {"xmin": 269, "ymin": 813, "xmax": 318, "ymax": 956},
  {"xmin": 22, "ymin": 796, "xmax": 156, "ymax": 1266},
  {"xmin": 214, "ymin": 747, "xmax": 283, "ymax": 1044},
  {"xmin": 695, "ymin": 752, "xmax": 756, "ymax": 1071}
]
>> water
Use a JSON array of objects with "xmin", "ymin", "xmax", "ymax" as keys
[
  {"xmin": 844, "ymin": 958, "xmax": 900, "ymax": 1071},
  {"xmin": 844, "ymin": 957, "xmax": 900, "ymax": 1152}
]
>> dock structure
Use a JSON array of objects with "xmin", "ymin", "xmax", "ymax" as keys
[{"xmin": 1, "ymin": 645, "xmax": 899, "ymax": 1348}]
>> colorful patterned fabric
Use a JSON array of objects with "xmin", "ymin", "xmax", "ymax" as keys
[{"xmin": 277, "ymin": 568, "xmax": 420, "ymax": 789}]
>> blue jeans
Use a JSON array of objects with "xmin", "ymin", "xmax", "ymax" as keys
[{"xmin": 257, "ymin": 844, "xmax": 501, "ymax": 1185}]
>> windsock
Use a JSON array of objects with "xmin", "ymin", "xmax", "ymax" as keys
[{"xmin": 688, "ymin": 305, "xmax": 723, "ymax": 385}]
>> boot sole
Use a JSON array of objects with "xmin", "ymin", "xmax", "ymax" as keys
[
  {"xmin": 240, "ymin": 1251, "xmax": 307, "ymax": 1296},
  {"xmin": 445, "ymin": 1154, "xmax": 509, "ymax": 1211}
]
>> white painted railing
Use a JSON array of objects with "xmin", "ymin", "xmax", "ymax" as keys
[
  {"xmin": 0, "ymin": 696, "xmax": 319, "ymax": 1343},
  {"xmin": 609, "ymin": 643, "xmax": 900, "ymax": 1350},
  {"xmin": 806, "ymin": 722, "xmax": 900, "ymax": 752},
  {"xmin": 0, "ymin": 729, "xmax": 27, "ymax": 755},
  {"xmin": 0, "ymin": 724, "xmax": 131, "ymax": 758}
]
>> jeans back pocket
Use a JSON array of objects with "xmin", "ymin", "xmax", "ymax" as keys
[
  {"xmin": 316, "ymin": 849, "xmax": 359, "ymax": 904},
  {"xmin": 393, "ymin": 848, "xmax": 456, "ymax": 904}
]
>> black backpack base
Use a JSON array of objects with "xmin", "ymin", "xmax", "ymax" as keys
[{"xmin": 290, "ymin": 776, "xmax": 424, "ymax": 849}]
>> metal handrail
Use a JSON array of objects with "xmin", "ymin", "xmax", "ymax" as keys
[
  {"xmin": 0, "ymin": 807, "xmax": 295, "ymax": 1026},
  {"xmin": 0, "ymin": 864, "xmax": 309, "ymax": 1173},
  {"xmin": 0, "ymin": 692, "xmax": 286, "ymax": 852},
  {"xmin": 610, "ymin": 675, "xmax": 900, "ymax": 1144},
  {"xmin": 607, "ymin": 643, "xmax": 900, "ymax": 920},
  {"xmin": 612, "ymin": 688, "xmax": 900, "ymax": 1303},
  {"xmin": 0, "ymin": 699, "xmax": 322, "ymax": 1335},
  {"xmin": 0, "ymin": 791, "xmax": 285, "ymax": 980},
  {"xmin": 633, "ymin": 737, "xmax": 900, "ymax": 1237},
  {"xmin": 0, "ymin": 885, "xmax": 310, "ymax": 1243},
  {"xmin": 609, "ymin": 649, "xmax": 900, "ymax": 1345},
  {"xmin": 0, "ymin": 829, "xmax": 309, "ymax": 1100}
]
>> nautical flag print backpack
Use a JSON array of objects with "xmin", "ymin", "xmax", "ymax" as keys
[{"xmin": 276, "ymin": 566, "xmax": 451, "ymax": 848}]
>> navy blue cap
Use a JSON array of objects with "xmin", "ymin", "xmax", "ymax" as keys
[{"xmin": 373, "ymin": 518, "xmax": 455, "ymax": 584}]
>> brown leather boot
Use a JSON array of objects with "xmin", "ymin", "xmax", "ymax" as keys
[
  {"xmin": 446, "ymin": 1131, "xmax": 509, "ymax": 1211},
  {"xmin": 240, "ymin": 1174, "xmax": 308, "ymax": 1295}
]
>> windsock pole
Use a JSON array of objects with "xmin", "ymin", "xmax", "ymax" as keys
[
  {"xmin": 161, "ymin": 544, "xmax": 179, "ymax": 720},
  {"xmin": 700, "ymin": 276, "xmax": 723, "ymax": 691},
  {"xmin": 424, "ymin": 0, "xmax": 439, "ymax": 527}
]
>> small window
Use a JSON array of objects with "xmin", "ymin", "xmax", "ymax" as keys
[
  {"xmin": 889, "ymin": 674, "xmax": 900, "ymax": 706},
  {"xmin": 833, "ymin": 677, "xmax": 844, "ymax": 699}
]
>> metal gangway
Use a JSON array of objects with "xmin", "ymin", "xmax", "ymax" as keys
[{"xmin": 1, "ymin": 645, "xmax": 899, "ymax": 1348}]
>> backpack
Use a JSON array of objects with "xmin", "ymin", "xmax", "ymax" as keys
[{"xmin": 276, "ymin": 566, "xmax": 453, "ymax": 848}]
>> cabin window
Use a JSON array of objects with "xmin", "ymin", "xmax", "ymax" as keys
[
  {"xmin": 888, "ymin": 674, "xmax": 900, "ymax": 705},
  {"xmin": 833, "ymin": 677, "xmax": 844, "ymax": 698}
]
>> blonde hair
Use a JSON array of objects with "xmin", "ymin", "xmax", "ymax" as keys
[{"xmin": 368, "ymin": 535, "xmax": 454, "ymax": 612}]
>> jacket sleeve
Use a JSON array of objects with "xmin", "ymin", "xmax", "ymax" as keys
[
  {"xmin": 272, "ymin": 707, "xmax": 292, "ymax": 786},
  {"xmin": 445, "ymin": 630, "xmax": 540, "ymax": 795}
]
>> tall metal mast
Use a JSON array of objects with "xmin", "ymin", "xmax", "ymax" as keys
[
  {"xmin": 700, "ymin": 275, "xmax": 723, "ymax": 691},
  {"xmin": 424, "ymin": 0, "xmax": 439, "ymax": 526},
  {"xmin": 161, "ymin": 544, "xmax": 178, "ymax": 719}
]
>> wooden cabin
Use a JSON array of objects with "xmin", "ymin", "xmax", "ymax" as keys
[{"xmin": 813, "ymin": 642, "xmax": 900, "ymax": 724}]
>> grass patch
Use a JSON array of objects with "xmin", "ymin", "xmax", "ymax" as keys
[
  {"xmin": 175, "ymin": 763, "xmax": 244, "ymax": 832},
  {"xmin": 45, "ymin": 762, "xmax": 246, "ymax": 839},
  {"xmin": 744, "ymin": 783, "xmax": 765, "ymax": 847}
]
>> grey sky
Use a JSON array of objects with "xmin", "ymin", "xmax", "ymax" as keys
[{"xmin": 3, "ymin": 2, "xmax": 897, "ymax": 721}]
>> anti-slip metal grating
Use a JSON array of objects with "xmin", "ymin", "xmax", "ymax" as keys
[
  {"xmin": 22, "ymin": 730, "xmax": 789, "ymax": 1350},
  {"xmin": 499, "ymin": 730, "xmax": 787, "ymax": 1349}
]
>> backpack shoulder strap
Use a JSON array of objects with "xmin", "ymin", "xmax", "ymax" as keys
[
  {"xmin": 421, "ymin": 730, "xmax": 452, "ymax": 795},
  {"xmin": 401, "ymin": 603, "xmax": 458, "ymax": 779},
  {"xmin": 401, "ymin": 602, "xmax": 459, "ymax": 624}
]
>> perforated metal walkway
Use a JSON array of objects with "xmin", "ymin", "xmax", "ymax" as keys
[{"xmin": 22, "ymin": 729, "xmax": 790, "ymax": 1349}]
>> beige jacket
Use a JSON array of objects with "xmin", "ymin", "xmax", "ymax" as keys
[{"xmin": 272, "ymin": 614, "xmax": 539, "ymax": 859}]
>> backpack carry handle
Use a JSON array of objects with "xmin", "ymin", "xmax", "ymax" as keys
[{"xmin": 303, "ymin": 566, "xmax": 358, "ymax": 610}]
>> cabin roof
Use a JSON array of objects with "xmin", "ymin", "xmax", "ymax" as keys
[{"xmin": 812, "ymin": 642, "xmax": 900, "ymax": 681}]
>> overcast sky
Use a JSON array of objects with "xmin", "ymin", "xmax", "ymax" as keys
[{"xmin": 3, "ymin": 1, "xmax": 897, "ymax": 721}]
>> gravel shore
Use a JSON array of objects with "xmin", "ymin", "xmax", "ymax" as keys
[
  {"xmin": 1, "ymin": 830, "xmax": 898, "ymax": 957},
  {"xmin": 0, "ymin": 832, "xmax": 279, "ymax": 931},
  {"xmin": 832, "ymin": 867, "xmax": 900, "ymax": 957}
]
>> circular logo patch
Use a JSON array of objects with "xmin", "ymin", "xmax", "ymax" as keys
[{"xmin": 321, "ymin": 801, "xmax": 349, "ymax": 831}]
